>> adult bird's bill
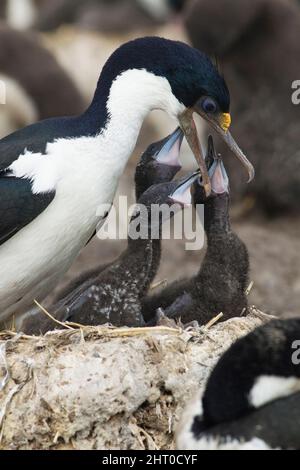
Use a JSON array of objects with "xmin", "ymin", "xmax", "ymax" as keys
[{"xmin": 179, "ymin": 99, "xmax": 255, "ymax": 196}]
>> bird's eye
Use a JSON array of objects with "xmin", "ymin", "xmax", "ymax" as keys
[{"xmin": 201, "ymin": 97, "xmax": 217, "ymax": 114}]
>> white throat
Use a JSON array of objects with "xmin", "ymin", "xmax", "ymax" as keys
[
  {"xmin": 82, "ymin": 68, "xmax": 186, "ymax": 188},
  {"xmin": 104, "ymin": 68, "xmax": 185, "ymax": 157}
]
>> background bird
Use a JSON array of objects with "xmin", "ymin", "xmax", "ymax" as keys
[
  {"xmin": 0, "ymin": 22, "xmax": 85, "ymax": 138},
  {"xmin": 177, "ymin": 317, "xmax": 300, "ymax": 450},
  {"xmin": 1, "ymin": 0, "xmax": 186, "ymax": 33}
]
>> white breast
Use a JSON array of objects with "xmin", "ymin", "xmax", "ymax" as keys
[
  {"xmin": 0, "ymin": 137, "xmax": 117, "ymax": 323},
  {"xmin": 249, "ymin": 375, "xmax": 300, "ymax": 409}
]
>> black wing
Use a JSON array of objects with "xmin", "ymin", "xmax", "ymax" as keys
[
  {"xmin": 0, "ymin": 115, "xmax": 81, "ymax": 171},
  {"xmin": 0, "ymin": 115, "xmax": 85, "ymax": 244},
  {"xmin": 0, "ymin": 176, "xmax": 55, "ymax": 246}
]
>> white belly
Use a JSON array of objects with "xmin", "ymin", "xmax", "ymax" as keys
[{"xmin": 0, "ymin": 142, "xmax": 121, "ymax": 325}]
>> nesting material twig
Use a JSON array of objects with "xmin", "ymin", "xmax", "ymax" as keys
[
  {"xmin": 245, "ymin": 281, "xmax": 254, "ymax": 296},
  {"xmin": 240, "ymin": 307, "xmax": 247, "ymax": 317},
  {"xmin": 0, "ymin": 344, "xmax": 9, "ymax": 392},
  {"xmin": 204, "ymin": 312, "xmax": 224, "ymax": 330},
  {"xmin": 64, "ymin": 321, "xmax": 87, "ymax": 329},
  {"xmin": 195, "ymin": 313, "xmax": 224, "ymax": 344},
  {"xmin": 34, "ymin": 300, "xmax": 74, "ymax": 330},
  {"xmin": 1, "ymin": 324, "xmax": 184, "ymax": 344},
  {"xmin": 0, "ymin": 331, "xmax": 35, "ymax": 341},
  {"xmin": 150, "ymin": 279, "xmax": 168, "ymax": 291},
  {"xmin": 93, "ymin": 326, "xmax": 181, "ymax": 338},
  {"xmin": 250, "ymin": 306, "xmax": 276, "ymax": 322}
]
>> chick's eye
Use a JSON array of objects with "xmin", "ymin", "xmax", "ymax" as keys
[{"xmin": 201, "ymin": 97, "xmax": 217, "ymax": 114}]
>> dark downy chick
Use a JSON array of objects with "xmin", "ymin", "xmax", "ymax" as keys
[{"xmin": 143, "ymin": 136, "xmax": 249, "ymax": 326}]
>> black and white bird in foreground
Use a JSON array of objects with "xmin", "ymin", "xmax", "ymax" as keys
[
  {"xmin": 177, "ymin": 318, "xmax": 300, "ymax": 450},
  {"xmin": 0, "ymin": 36, "xmax": 253, "ymax": 328}
]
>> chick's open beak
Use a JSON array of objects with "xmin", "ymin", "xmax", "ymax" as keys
[
  {"xmin": 193, "ymin": 102, "xmax": 255, "ymax": 183},
  {"xmin": 209, "ymin": 157, "xmax": 229, "ymax": 194},
  {"xmin": 155, "ymin": 127, "xmax": 183, "ymax": 168},
  {"xmin": 169, "ymin": 170, "xmax": 201, "ymax": 207}
]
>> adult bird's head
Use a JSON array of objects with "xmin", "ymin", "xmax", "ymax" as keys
[{"xmin": 94, "ymin": 37, "xmax": 254, "ymax": 195}]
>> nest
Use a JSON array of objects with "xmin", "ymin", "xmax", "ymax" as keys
[{"xmin": 0, "ymin": 307, "xmax": 271, "ymax": 450}]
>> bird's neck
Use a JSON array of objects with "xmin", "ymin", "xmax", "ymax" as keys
[
  {"xmin": 204, "ymin": 194, "xmax": 231, "ymax": 238},
  {"xmin": 82, "ymin": 68, "xmax": 184, "ymax": 155},
  {"xmin": 74, "ymin": 69, "xmax": 183, "ymax": 192},
  {"xmin": 122, "ymin": 233, "xmax": 156, "ymax": 298},
  {"xmin": 126, "ymin": 202, "xmax": 164, "ymax": 290}
]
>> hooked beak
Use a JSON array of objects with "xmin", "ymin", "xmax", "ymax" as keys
[
  {"xmin": 178, "ymin": 109, "xmax": 212, "ymax": 197},
  {"xmin": 179, "ymin": 106, "xmax": 254, "ymax": 196},
  {"xmin": 193, "ymin": 103, "xmax": 255, "ymax": 183},
  {"xmin": 169, "ymin": 170, "xmax": 201, "ymax": 207},
  {"xmin": 155, "ymin": 127, "xmax": 184, "ymax": 168}
]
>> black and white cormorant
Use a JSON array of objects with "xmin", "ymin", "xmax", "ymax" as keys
[
  {"xmin": 177, "ymin": 318, "xmax": 300, "ymax": 450},
  {"xmin": 143, "ymin": 136, "xmax": 249, "ymax": 326},
  {"xmin": 0, "ymin": 36, "xmax": 253, "ymax": 329}
]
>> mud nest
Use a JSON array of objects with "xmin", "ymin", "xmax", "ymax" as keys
[{"xmin": 0, "ymin": 307, "xmax": 271, "ymax": 450}]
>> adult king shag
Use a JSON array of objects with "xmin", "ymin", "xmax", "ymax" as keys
[{"xmin": 0, "ymin": 36, "xmax": 254, "ymax": 328}]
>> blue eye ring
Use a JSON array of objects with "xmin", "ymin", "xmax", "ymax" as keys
[{"xmin": 201, "ymin": 97, "xmax": 218, "ymax": 114}]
